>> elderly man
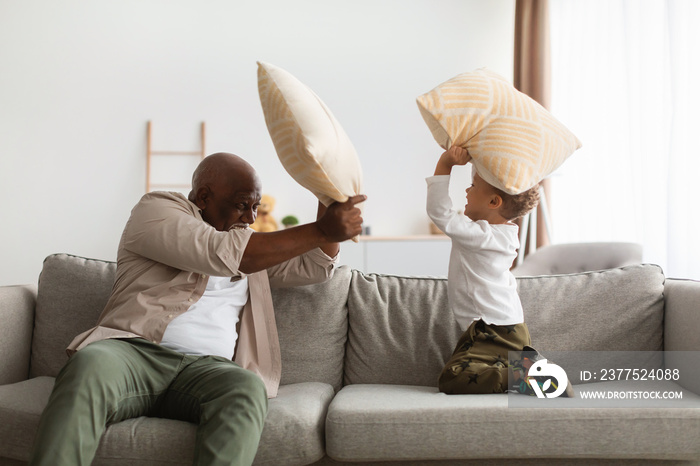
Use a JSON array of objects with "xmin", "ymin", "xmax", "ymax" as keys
[{"xmin": 29, "ymin": 153, "xmax": 365, "ymax": 466}]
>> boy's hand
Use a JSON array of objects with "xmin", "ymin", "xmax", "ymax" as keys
[{"xmin": 434, "ymin": 145, "xmax": 471, "ymax": 175}]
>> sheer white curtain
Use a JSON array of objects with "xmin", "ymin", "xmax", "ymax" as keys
[{"xmin": 549, "ymin": 0, "xmax": 700, "ymax": 279}]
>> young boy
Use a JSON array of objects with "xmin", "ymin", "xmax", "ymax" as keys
[{"xmin": 427, "ymin": 145, "xmax": 571, "ymax": 397}]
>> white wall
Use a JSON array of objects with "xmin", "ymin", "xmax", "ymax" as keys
[{"xmin": 0, "ymin": 0, "xmax": 515, "ymax": 286}]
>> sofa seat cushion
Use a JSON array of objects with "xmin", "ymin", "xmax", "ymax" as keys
[
  {"xmin": 0, "ymin": 377, "xmax": 333, "ymax": 466},
  {"xmin": 325, "ymin": 384, "xmax": 700, "ymax": 462},
  {"xmin": 99, "ymin": 382, "xmax": 334, "ymax": 466},
  {"xmin": 254, "ymin": 382, "xmax": 335, "ymax": 466},
  {"xmin": 0, "ymin": 376, "xmax": 54, "ymax": 461}
]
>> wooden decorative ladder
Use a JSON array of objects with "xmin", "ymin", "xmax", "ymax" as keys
[{"xmin": 146, "ymin": 121, "xmax": 206, "ymax": 192}]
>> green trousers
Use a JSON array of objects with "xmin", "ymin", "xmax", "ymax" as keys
[
  {"xmin": 29, "ymin": 338, "xmax": 268, "ymax": 466},
  {"xmin": 438, "ymin": 319, "xmax": 531, "ymax": 394}
]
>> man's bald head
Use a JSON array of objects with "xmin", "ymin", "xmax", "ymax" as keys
[
  {"xmin": 191, "ymin": 152, "xmax": 259, "ymax": 195},
  {"xmin": 188, "ymin": 152, "xmax": 262, "ymax": 231}
]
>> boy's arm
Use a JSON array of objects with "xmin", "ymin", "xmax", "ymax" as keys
[
  {"xmin": 427, "ymin": 146, "xmax": 486, "ymax": 244},
  {"xmin": 426, "ymin": 176, "xmax": 455, "ymax": 231},
  {"xmin": 434, "ymin": 145, "xmax": 471, "ymax": 175},
  {"xmin": 426, "ymin": 177, "xmax": 491, "ymax": 246},
  {"xmin": 428, "ymin": 146, "xmax": 471, "ymax": 232},
  {"xmin": 427, "ymin": 145, "xmax": 472, "ymax": 232}
]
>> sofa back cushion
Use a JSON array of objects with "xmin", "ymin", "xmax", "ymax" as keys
[
  {"xmin": 344, "ymin": 272, "xmax": 460, "ymax": 387},
  {"xmin": 31, "ymin": 254, "xmax": 351, "ymax": 390},
  {"xmin": 271, "ymin": 266, "xmax": 351, "ymax": 392},
  {"xmin": 31, "ymin": 254, "xmax": 116, "ymax": 378},
  {"xmin": 344, "ymin": 264, "xmax": 665, "ymax": 387}
]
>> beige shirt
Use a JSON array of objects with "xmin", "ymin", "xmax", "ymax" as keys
[{"xmin": 67, "ymin": 191, "xmax": 338, "ymax": 398}]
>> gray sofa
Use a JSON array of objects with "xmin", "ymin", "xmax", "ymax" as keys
[{"xmin": 2, "ymin": 253, "xmax": 700, "ymax": 466}]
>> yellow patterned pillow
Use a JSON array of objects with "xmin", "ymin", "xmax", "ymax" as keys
[
  {"xmin": 257, "ymin": 61, "xmax": 363, "ymax": 209},
  {"xmin": 416, "ymin": 68, "xmax": 581, "ymax": 194}
]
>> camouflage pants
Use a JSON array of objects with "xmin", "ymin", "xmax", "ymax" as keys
[{"xmin": 438, "ymin": 319, "xmax": 531, "ymax": 394}]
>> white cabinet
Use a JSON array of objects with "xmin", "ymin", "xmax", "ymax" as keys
[{"xmin": 337, "ymin": 236, "xmax": 451, "ymax": 277}]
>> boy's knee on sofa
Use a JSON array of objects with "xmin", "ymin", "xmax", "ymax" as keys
[{"xmin": 438, "ymin": 362, "xmax": 508, "ymax": 394}]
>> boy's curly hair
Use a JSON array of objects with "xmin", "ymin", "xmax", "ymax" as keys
[{"xmin": 494, "ymin": 184, "xmax": 540, "ymax": 221}]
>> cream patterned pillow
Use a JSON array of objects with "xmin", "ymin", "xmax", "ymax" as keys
[
  {"xmin": 257, "ymin": 61, "xmax": 363, "ymax": 209},
  {"xmin": 416, "ymin": 68, "xmax": 581, "ymax": 194}
]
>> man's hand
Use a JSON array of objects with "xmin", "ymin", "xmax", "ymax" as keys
[
  {"xmin": 434, "ymin": 145, "xmax": 471, "ymax": 175},
  {"xmin": 317, "ymin": 195, "xmax": 366, "ymax": 242}
]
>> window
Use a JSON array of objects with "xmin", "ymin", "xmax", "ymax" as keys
[{"xmin": 549, "ymin": 0, "xmax": 700, "ymax": 279}]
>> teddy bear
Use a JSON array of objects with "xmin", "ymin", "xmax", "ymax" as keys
[{"xmin": 250, "ymin": 194, "xmax": 279, "ymax": 232}]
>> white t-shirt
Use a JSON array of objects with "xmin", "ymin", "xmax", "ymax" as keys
[
  {"xmin": 160, "ymin": 275, "xmax": 249, "ymax": 359},
  {"xmin": 426, "ymin": 175, "xmax": 523, "ymax": 329}
]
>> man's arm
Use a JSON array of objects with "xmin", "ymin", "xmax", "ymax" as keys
[
  {"xmin": 263, "ymin": 201, "xmax": 341, "ymax": 288},
  {"xmin": 238, "ymin": 195, "xmax": 365, "ymax": 274},
  {"xmin": 123, "ymin": 192, "xmax": 253, "ymax": 277},
  {"xmin": 315, "ymin": 201, "xmax": 340, "ymax": 258}
]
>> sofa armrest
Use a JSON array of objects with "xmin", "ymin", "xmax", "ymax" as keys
[
  {"xmin": 512, "ymin": 242, "xmax": 643, "ymax": 276},
  {"xmin": 0, "ymin": 284, "xmax": 36, "ymax": 385},
  {"xmin": 664, "ymin": 278, "xmax": 700, "ymax": 350},
  {"xmin": 663, "ymin": 278, "xmax": 700, "ymax": 394}
]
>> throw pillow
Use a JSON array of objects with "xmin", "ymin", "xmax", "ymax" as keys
[
  {"xmin": 257, "ymin": 61, "xmax": 363, "ymax": 209},
  {"xmin": 416, "ymin": 68, "xmax": 581, "ymax": 194}
]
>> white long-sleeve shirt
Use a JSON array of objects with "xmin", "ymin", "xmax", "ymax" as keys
[{"xmin": 426, "ymin": 175, "xmax": 523, "ymax": 329}]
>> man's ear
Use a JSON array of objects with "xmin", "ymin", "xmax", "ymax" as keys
[
  {"xmin": 488, "ymin": 194, "xmax": 503, "ymax": 210},
  {"xmin": 191, "ymin": 186, "xmax": 211, "ymax": 210}
]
